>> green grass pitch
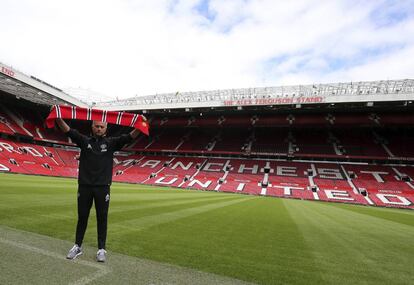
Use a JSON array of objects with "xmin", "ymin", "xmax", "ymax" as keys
[{"xmin": 1, "ymin": 173, "xmax": 414, "ymax": 284}]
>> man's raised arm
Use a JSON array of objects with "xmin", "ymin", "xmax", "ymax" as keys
[
  {"xmin": 55, "ymin": 118, "xmax": 87, "ymax": 147},
  {"xmin": 129, "ymin": 129, "xmax": 140, "ymax": 139},
  {"xmin": 56, "ymin": 118, "xmax": 70, "ymax": 133}
]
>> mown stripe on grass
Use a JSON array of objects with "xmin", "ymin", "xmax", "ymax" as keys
[
  {"xmin": 326, "ymin": 202, "xmax": 414, "ymax": 227},
  {"xmin": 0, "ymin": 194, "xmax": 233, "ymax": 222},
  {"xmin": 111, "ymin": 196, "xmax": 253, "ymax": 234},
  {"xmin": 110, "ymin": 194, "xmax": 240, "ymax": 214},
  {"xmin": 284, "ymin": 199, "xmax": 414, "ymax": 285},
  {"xmin": 113, "ymin": 190, "xmax": 228, "ymax": 201}
]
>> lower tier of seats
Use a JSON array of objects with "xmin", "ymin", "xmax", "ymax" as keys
[{"xmin": 1, "ymin": 138, "xmax": 413, "ymax": 210}]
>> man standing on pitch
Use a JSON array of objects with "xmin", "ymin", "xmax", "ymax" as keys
[{"xmin": 56, "ymin": 118, "xmax": 141, "ymax": 262}]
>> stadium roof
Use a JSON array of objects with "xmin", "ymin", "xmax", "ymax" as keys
[
  {"xmin": 1, "ymin": 61, "xmax": 414, "ymax": 112},
  {"xmin": 97, "ymin": 79, "xmax": 414, "ymax": 111},
  {"xmin": 0, "ymin": 61, "xmax": 87, "ymax": 107}
]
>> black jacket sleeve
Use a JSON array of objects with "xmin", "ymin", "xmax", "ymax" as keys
[
  {"xmin": 66, "ymin": 129, "xmax": 88, "ymax": 148},
  {"xmin": 109, "ymin": 134, "xmax": 133, "ymax": 151}
]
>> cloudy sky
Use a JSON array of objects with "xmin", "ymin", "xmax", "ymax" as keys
[{"xmin": 1, "ymin": 0, "xmax": 413, "ymax": 100}]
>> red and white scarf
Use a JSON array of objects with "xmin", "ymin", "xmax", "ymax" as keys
[{"xmin": 46, "ymin": 105, "xmax": 149, "ymax": 135}]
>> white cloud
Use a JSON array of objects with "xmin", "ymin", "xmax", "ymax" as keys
[{"xmin": 0, "ymin": 0, "xmax": 413, "ymax": 100}]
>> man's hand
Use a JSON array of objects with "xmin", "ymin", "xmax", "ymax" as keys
[{"xmin": 129, "ymin": 115, "xmax": 147, "ymax": 139}]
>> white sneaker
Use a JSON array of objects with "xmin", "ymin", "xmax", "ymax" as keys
[
  {"xmin": 66, "ymin": 244, "xmax": 82, "ymax": 260},
  {"xmin": 96, "ymin": 249, "xmax": 107, "ymax": 262}
]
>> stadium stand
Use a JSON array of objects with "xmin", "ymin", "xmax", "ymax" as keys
[
  {"xmin": 0, "ymin": 105, "xmax": 31, "ymax": 136},
  {"xmin": 1, "ymin": 133, "xmax": 413, "ymax": 208},
  {"xmin": 220, "ymin": 159, "xmax": 266, "ymax": 195},
  {"xmin": 146, "ymin": 157, "xmax": 207, "ymax": 187}
]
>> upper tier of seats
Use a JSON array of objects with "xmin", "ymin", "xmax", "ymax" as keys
[{"xmin": 0, "ymin": 101, "xmax": 412, "ymax": 160}]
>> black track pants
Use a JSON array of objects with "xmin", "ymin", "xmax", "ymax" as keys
[{"xmin": 75, "ymin": 185, "xmax": 110, "ymax": 249}]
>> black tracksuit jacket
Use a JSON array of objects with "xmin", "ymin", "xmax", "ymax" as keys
[{"xmin": 66, "ymin": 129, "xmax": 133, "ymax": 185}]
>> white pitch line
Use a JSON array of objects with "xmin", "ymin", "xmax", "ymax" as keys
[
  {"xmin": 0, "ymin": 237, "xmax": 110, "ymax": 285},
  {"xmin": 69, "ymin": 268, "xmax": 110, "ymax": 285}
]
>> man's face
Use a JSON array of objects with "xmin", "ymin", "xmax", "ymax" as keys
[{"xmin": 92, "ymin": 121, "xmax": 107, "ymax": 137}]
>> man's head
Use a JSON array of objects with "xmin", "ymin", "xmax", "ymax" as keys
[{"xmin": 91, "ymin": 121, "xmax": 107, "ymax": 137}]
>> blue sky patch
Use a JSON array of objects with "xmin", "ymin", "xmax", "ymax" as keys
[
  {"xmin": 194, "ymin": 0, "xmax": 216, "ymax": 22},
  {"xmin": 369, "ymin": 1, "xmax": 413, "ymax": 27}
]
